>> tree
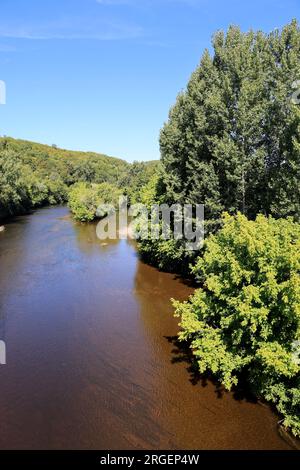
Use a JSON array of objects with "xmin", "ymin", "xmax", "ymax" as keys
[
  {"xmin": 138, "ymin": 20, "xmax": 300, "ymax": 273},
  {"xmin": 160, "ymin": 20, "xmax": 300, "ymax": 220},
  {"xmin": 173, "ymin": 213, "xmax": 300, "ymax": 436},
  {"xmin": 119, "ymin": 161, "xmax": 160, "ymax": 204},
  {"xmin": 68, "ymin": 182, "xmax": 123, "ymax": 222},
  {"xmin": 0, "ymin": 150, "xmax": 28, "ymax": 214}
]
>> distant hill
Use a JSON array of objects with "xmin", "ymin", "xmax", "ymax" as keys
[
  {"xmin": 0, "ymin": 137, "xmax": 131, "ymax": 185},
  {"xmin": 0, "ymin": 136, "xmax": 160, "ymax": 218}
]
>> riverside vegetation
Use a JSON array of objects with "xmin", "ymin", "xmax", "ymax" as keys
[
  {"xmin": 138, "ymin": 20, "xmax": 300, "ymax": 438},
  {"xmin": 0, "ymin": 137, "xmax": 158, "ymax": 220},
  {"xmin": 0, "ymin": 20, "xmax": 300, "ymax": 440}
]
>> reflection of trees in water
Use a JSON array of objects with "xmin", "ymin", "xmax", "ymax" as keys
[
  {"xmin": 0, "ymin": 213, "xmax": 31, "ymax": 344},
  {"xmin": 134, "ymin": 262, "xmax": 171, "ymax": 299},
  {"xmin": 133, "ymin": 260, "xmax": 194, "ymax": 339},
  {"xmin": 72, "ymin": 214, "xmax": 139, "ymax": 256},
  {"xmin": 72, "ymin": 219, "xmax": 120, "ymax": 255},
  {"xmin": 134, "ymin": 261, "xmax": 193, "ymax": 305}
]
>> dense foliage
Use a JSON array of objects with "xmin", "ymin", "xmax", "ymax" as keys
[
  {"xmin": 0, "ymin": 137, "xmax": 159, "ymax": 220},
  {"xmin": 0, "ymin": 137, "xmax": 129, "ymax": 186},
  {"xmin": 136, "ymin": 21, "xmax": 300, "ymax": 437},
  {"xmin": 68, "ymin": 182, "xmax": 123, "ymax": 222},
  {"xmin": 138, "ymin": 20, "xmax": 300, "ymax": 272},
  {"xmin": 0, "ymin": 148, "xmax": 67, "ymax": 217},
  {"xmin": 173, "ymin": 213, "xmax": 300, "ymax": 436},
  {"xmin": 161, "ymin": 20, "xmax": 300, "ymax": 220},
  {"xmin": 119, "ymin": 160, "xmax": 160, "ymax": 204}
]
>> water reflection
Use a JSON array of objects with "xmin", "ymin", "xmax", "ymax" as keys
[
  {"xmin": 0, "ymin": 206, "xmax": 290, "ymax": 450},
  {"xmin": 73, "ymin": 214, "xmax": 137, "ymax": 256}
]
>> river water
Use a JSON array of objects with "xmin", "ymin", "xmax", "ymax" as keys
[{"xmin": 0, "ymin": 206, "xmax": 290, "ymax": 449}]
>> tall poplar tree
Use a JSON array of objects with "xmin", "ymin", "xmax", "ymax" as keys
[{"xmin": 160, "ymin": 20, "xmax": 300, "ymax": 220}]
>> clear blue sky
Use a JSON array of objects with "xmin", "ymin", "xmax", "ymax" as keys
[{"xmin": 0, "ymin": 0, "xmax": 298, "ymax": 162}]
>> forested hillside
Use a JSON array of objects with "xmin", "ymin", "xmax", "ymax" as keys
[{"xmin": 0, "ymin": 137, "xmax": 158, "ymax": 219}]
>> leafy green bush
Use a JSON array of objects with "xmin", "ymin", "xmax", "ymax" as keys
[
  {"xmin": 0, "ymin": 148, "xmax": 68, "ymax": 217},
  {"xmin": 136, "ymin": 174, "xmax": 197, "ymax": 273},
  {"xmin": 68, "ymin": 182, "xmax": 123, "ymax": 222},
  {"xmin": 0, "ymin": 150, "xmax": 29, "ymax": 215},
  {"xmin": 119, "ymin": 161, "xmax": 160, "ymax": 204},
  {"xmin": 173, "ymin": 213, "xmax": 300, "ymax": 436},
  {"xmin": 23, "ymin": 171, "xmax": 67, "ymax": 207}
]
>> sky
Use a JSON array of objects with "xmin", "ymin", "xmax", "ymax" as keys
[{"xmin": 0, "ymin": 0, "xmax": 299, "ymax": 162}]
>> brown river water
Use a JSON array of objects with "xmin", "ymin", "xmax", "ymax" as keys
[{"xmin": 0, "ymin": 206, "xmax": 291, "ymax": 449}]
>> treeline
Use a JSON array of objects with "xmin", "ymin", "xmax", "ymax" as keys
[
  {"xmin": 68, "ymin": 160, "xmax": 159, "ymax": 222},
  {"xmin": 138, "ymin": 21, "xmax": 300, "ymax": 437},
  {"xmin": 0, "ymin": 137, "xmax": 159, "ymax": 220},
  {"xmin": 139, "ymin": 19, "xmax": 300, "ymax": 272},
  {"xmin": 160, "ymin": 20, "xmax": 300, "ymax": 221}
]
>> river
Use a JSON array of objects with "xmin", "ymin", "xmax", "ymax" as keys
[{"xmin": 0, "ymin": 206, "xmax": 290, "ymax": 449}]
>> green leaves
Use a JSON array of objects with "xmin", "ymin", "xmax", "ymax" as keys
[
  {"xmin": 174, "ymin": 213, "xmax": 300, "ymax": 436},
  {"xmin": 68, "ymin": 182, "xmax": 122, "ymax": 222},
  {"xmin": 160, "ymin": 20, "xmax": 300, "ymax": 220},
  {"xmin": 0, "ymin": 137, "xmax": 160, "ymax": 219},
  {"xmin": 139, "ymin": 21, "xmax": 300, "ymax": 277},
  {"xmin": 0, "ymin": 149, "xmax": 27, "ymax": 214},
  {"xmin": 256, "ymin": 342, "xmax": 299, "ymax": 378}
]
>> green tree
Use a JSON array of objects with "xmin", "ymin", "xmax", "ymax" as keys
[
  {"xmin": 0, "ymin": 150, "xmax": 28, "ymax": 214},
  {"xmin": 119, "ymin": 161, "xmax": 160, "ymax": 204},
  {"xmin": 138, "ymin": 20, "xmax": 300, "ymax": 273},
  {"xmin": 173, "ymin": 213, "xmax": 300, "ymax": 436},
  {"xmin": 68, "ymin": 182, "xmax": 123, "ymax": 222},
  {"xmin": 160, "ymin": 20, "xmax": 300, "ymax": 220}
]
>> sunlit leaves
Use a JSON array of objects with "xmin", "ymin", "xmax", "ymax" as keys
[{"xmin": 174, "ymin": 213, "xmax": 300, "ymax": 436}]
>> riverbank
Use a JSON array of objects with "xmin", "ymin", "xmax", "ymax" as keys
[{"xmin": 0, "ymin": 206, "xmax": 291, "ymax": 449}]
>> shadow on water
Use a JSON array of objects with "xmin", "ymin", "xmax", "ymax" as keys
[
  {"xmin": 0, "ymin": 206, "xmax": 290, "ymax": 450},
  {"xmin": 172, "ymin": 274, "xmax": 200, "ymax": 289},
  {"xmin": 165, "ymin": 335, "xmax": 258, "ymax": 404}
]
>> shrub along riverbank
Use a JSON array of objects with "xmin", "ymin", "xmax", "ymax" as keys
[
  {"xmin": 174, "ymin": 213, "xmax": 300, "ymax": 436},
  {"xmin": 137, "ymin": 20, "xmax": 300, "ymax": 437},
  {"xmin": 68, "ymin": 182, "xmax": 123, "ymax": 222}
]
